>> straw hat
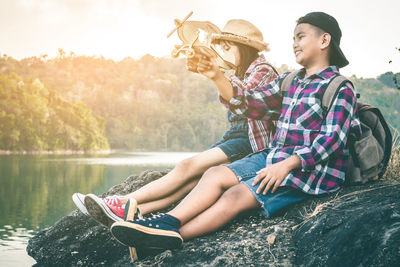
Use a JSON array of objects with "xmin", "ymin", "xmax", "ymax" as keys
[{"xmin": 211, "ymin": 19, "xmax": 269, "ymax": 52}]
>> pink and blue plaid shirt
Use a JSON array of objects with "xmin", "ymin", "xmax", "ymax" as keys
[
  {"xmin": 224, "ymin": 55, "xmax": 278, "ymax": 152},
  {"xmin": 227, "ymin": 66, "xmax": 362, "ymax": 194}
]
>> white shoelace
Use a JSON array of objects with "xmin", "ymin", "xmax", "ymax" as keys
[
  {"xmin": 104, "ymin": 195, "xmax": 122, "ymax": 206},
  {"xmin": 138, "ymin": 213, "xmax": 164, "ymax": 222}
]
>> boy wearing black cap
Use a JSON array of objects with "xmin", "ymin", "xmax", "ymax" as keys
[
  {"xmin": 294, "ymin": 11, "xmax": 349, "ymax": 71},
  {"xmin": 110, "ymin": 12, "xmax": 362, "ymax": 250}
]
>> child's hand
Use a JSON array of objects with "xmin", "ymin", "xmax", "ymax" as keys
[
  {"xmin": 186, "ymin": 57, "xmax": 199, "ymax": 73},
  {"xmin": 195, "ymin": 50, "xmax": 223, "ymax": 80},
  {"xmin": 252, "ymin": 162, "xmax": 290, "ymax": 195}
]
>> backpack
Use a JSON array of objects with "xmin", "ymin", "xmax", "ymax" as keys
[{"xmin": 280, "ymin": 72, "xmax": 393, "ymax": 185}]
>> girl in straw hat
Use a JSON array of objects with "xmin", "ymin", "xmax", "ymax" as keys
[{"xmin": 73, "ymin": 19, "xmax": 280, "ymax": 232}]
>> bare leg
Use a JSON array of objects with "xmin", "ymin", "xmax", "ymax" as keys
[
  {"xmin": 168, "ymin": 166, "xmax": 239, "ymax": 224},
  {"xmin": 138, "ymin": 178, "xmax": 199, "ymax": 215},
  {"xmin": 179, "ymin": 184, "xmax": 260, "ymax": 240},
  {"xmin": 119, "ymin": 147, "xmax": 229, "ymax": 204}
]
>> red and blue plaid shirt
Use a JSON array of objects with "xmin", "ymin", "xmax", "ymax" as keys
[
  {"xmin": 227, "ymin": 66, "xmax": 362, "ymax": 194},
  {"xmin": 224, "ymin": 55, "xmax": 278, "ymax": 152}
]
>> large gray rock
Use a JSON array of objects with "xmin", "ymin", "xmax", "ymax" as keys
[
  {"xmin": 294, "ymin": 181, "xmax": 400, "ymax": 266},
  {"xmin": 27, "ymin": 170, "xmax": 400, "ymax": 266}
]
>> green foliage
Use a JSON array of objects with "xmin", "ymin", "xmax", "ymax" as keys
[
  {"xmin": 377, "ymin": 71, "xmax": 400, "ymax": 89},
  {"xmin": 0, "ymin": 72, "xmax": 109, "ymax": 151},
  {"xmin": 350, "ymin": 75, "xmax": 400, "ymax": 136},
  {"xmin": 0, "ymin": 53, "xmax": 228, "ymax": 151},
  {"xmin": 1, "ymin": 52, "xmax": 399, "ymax": 152}
]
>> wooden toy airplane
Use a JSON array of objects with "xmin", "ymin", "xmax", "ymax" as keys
[{"xmin": 167, "ymin": 11, "xmax": 236, "ymax": 72}]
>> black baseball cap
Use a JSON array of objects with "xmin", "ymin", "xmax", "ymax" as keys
[{"xmin": 297, "ymin": 12, "xmax": 349, "ymax": 68}]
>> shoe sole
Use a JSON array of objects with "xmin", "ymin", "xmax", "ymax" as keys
[
  {"xmin": 110, "ymin": 221, "xmax": 183, "ymax": 249},
  {"xmin": 84, "ymin": 194, "xmax": 123, "ymax": 228},
  {"xmin": 72, "ymin": 193, "xmax": 89, "ymax": 215}
]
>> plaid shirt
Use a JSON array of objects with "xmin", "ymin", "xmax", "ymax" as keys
[
  {"xmin": 227, "ymin": 66, "xmax": 362, "ymax": 194},
  {"xmin": 222, "ymin": 55, "xmax": 278, "ymax": 152}
]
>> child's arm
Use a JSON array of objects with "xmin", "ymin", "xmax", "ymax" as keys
[
  {"xmin": 196, "ymin": 55, "xmax": 283, "ymax": 122},
  {"xmin": 229, "ymin": 63, "xmax": 277, "ymax": 92},
  {"xmin": 186, "ymin": 54, "xmax": 236, "ymax": 100}
]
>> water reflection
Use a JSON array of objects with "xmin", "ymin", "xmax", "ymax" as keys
[
  {"xmin": 49, "ymin": 152, "xmax": 198, "ymax": 165},
  {"xmin": 0, "ymin": 226, "xmax": 36, "ymax": 266},
  {"xmin": 0, "ymin": 154, "xmax": 107, "ymax": 230},
  {"xmin": 0, "ymin": 152, "xmax": 196, "ymax": 265}
]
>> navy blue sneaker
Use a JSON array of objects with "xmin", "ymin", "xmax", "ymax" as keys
[{"xmin": 111, "ymin": 213, "xmax": 183, "ymax": 250}]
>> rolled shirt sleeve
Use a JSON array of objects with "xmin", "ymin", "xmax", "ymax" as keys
[
  {"xmin": 220, "ymin": 74, "xmax": 286, "ymax": 121},
  {"xmin": 219, "ymin": 63, "xmax": 278, "ymax": 107}
]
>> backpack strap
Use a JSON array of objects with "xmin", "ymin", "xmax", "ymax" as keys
[
  {"xmin": 322, "ymin": 75, "xmax": 355, "ymax": 115},
  {"xmin": 280, "ymin": 71, "xmax": 297, "ymax": 94},
  {"xmin": 264, "ymin": 63, "xmax": 280, "ymax": 76}
]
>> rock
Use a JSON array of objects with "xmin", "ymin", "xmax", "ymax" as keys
[
  {"xmin": 293, "ymin": 181, "xmax": 400, "ymax": 266},
  {"xmin": 27, "ymin": 171, "xmax": 400, "ymax": 266},
  {"xmin": 267, "ymin": 234, "xmax": 276, "ymax": 245}
]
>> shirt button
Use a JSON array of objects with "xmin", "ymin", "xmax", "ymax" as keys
[
  {"xmin": 291, "ymin": 100, "xmax": 296, "ymax": 105},
  {"xmin": 284, "ymin": 119, "xmax": 289, "ymax": 123}
]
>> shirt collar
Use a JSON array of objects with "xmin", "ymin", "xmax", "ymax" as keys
[{"xmin": 296, "ymin": 65, "xmax": 340, "ymax": 80}]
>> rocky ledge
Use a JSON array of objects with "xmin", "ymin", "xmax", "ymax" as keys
[{"xmin": 27, "ymin": 170, "xmax": 400, "ymax": 266}]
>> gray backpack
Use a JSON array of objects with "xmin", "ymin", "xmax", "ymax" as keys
[{"xmin": 281, "ymin": 72, "xmax": 393, "ymax": 184}]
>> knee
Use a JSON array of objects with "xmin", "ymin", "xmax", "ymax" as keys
[
  {"xmin": 176, "ymin": 157, "xmax": 196, "ymax": 172},
  {"xmin": 219, "ymin": 184, "xmax": 250, "ymax": 205},
  {"xmin": 203, "ymin": 165, "xmax": 225, "ymax": 177},
  {"xmin": 202, "ymin": 165, "xmax": 232, "ymax": 180},
  {"xmin": 199, "ymin": 166, "xmax": 221, "ymax": 183},
  {"xmin": 199, "ymin": 166, "xmax": 232, "ymax": 186}
]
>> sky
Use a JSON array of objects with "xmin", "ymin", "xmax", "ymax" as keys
[{"xmin": 0, "ymin": 0, "xmax": 399, "ymax": 78}]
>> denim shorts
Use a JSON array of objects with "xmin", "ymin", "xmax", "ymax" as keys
[
  {"xmin": 225, "ymin": 151, "xmax": 310, "ymax": 218},
  {"xmin": 209, "ymin": 119, "xmax": 252, "ymax": 163}
]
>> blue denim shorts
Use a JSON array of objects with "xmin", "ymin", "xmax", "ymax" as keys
[
  {"xmin": 225, "ymin": 151, "xmax": 310, "ymax": 218},
  {"xmin": 209, "ymin": 119, "xmax": 252, "ymax": 163}
]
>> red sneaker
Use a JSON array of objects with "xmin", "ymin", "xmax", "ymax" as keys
[
  {"xmin": 103, "ymin": 195, "xmax": 125, "ymax": 219},
  {"xmin": 84, "ymin": 194, "xmax": 125, "ymax": 228}
]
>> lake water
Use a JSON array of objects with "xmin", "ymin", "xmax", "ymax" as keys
[{"xmin": 0, "ymin": 152, "xmax": 197, "ymax": 266}]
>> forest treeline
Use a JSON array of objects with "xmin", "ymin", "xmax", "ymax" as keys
[
  {"xmin": 0, "ymin": 51, "xmax": 399, "ymax": 151},
  {"xmin": 0, "ymin": 72, "xmax": 108, "ymax": 151}
]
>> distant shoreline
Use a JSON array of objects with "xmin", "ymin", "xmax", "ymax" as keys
[
  {"xmin": 0, "ymin": 150, "xmax": 113, "ymax": 155},
  {"xmin": 0, "ymin": 149, "xmax": 196, "ymax": 155}
]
